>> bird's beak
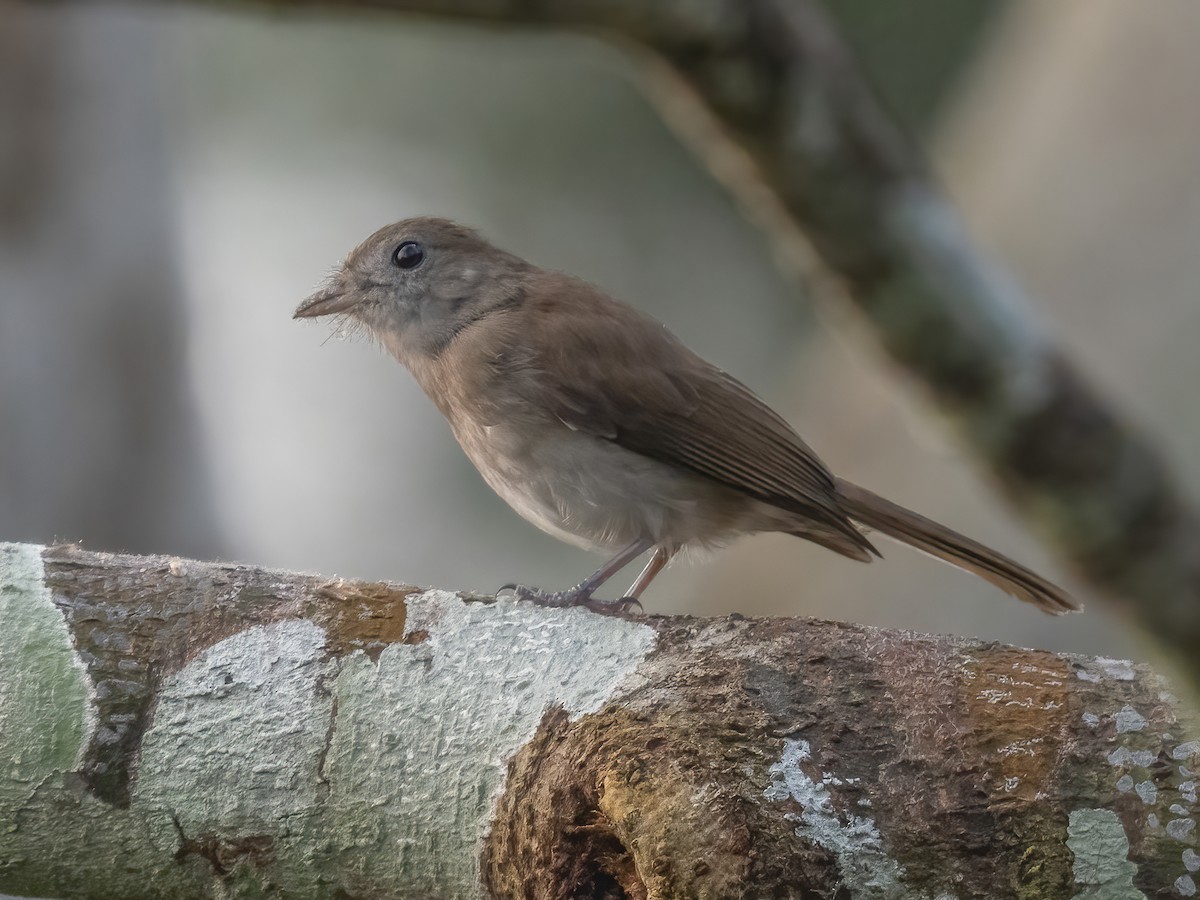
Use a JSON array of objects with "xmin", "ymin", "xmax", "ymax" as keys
[{"xmin": 294, "ymin": 278, "xmax": 358, "ymax": 319}]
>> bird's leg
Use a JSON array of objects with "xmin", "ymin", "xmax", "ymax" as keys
[
  {"xmin": 502, "ymin": 538, "xmax": 653, "ymax": 609},
  {"xmin": 618, "ymin": 546, "xmax": 673, "ymax": 604}
]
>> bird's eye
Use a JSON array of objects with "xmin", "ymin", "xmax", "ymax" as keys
[{"xmin": 392, "ymin": 241, "xmax": 425, "ymax": 270}]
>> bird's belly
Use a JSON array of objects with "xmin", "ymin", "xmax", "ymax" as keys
[{"xmin": 453, "ymin": 420, "xmax": 741, "ymax": 552}]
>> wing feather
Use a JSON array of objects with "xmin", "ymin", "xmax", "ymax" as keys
[{"xmin": 520, "ymin": 277, "xmax": 873, "ymax": 555}]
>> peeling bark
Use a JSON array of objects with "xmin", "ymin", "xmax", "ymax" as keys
[
  {"xmin": 0, "ymin": 542, "xmax": 1197, "ymax": 898},
  {"xmin": 40, "ymin": 545, "xmax": 417, "ymax": 807}
]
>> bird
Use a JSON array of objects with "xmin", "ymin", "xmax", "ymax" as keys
[{"xmin": 294, "ymin": 217, "xmax": 1077, "ymax": 615}]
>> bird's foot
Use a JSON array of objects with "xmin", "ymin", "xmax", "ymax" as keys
[
  {"xmin": 498, "ymin": 583, "xmax": 641, "ymax": 614},
  {"xmin": 498, "ymin": 582, "xmax": 591, "ymax": 608},
  {"xmin": 608, "ymin": 596, "xmax": 644, "ymax": 614}
]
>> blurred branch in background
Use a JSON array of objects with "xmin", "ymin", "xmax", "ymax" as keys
[
  {"xmin": 0, "ymin": 1, "xmax": 223, "ymax": 560},
  {"xmin": 223, "ymin": 0, "xmax": 1200, "ymax": 689}
]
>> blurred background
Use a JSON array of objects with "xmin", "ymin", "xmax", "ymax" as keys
[{"xmin": 3, "ymin": 0, "xmax": 1198, "ymax": 662}]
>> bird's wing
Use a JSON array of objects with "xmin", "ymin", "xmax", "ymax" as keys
[{"xmin": 520, "ymin": 279, "xmax": 872, "ymax": 555}]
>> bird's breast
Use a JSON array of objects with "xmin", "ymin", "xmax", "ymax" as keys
[{"xmin": 448, "ymin": 413, "xmax": 748, "ymax": 553}]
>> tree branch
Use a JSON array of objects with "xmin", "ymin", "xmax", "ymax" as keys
[
  {"xmin": 145, "ymin": 0, "xmax": 1200, "ymax": 692},
  {"xmin": 1, "ymin": 541, "xmax": 1197, "ymax": 898}
]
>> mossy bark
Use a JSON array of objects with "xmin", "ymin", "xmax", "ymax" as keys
[{"xmin": 0, "ymin": 543, "xmax": 1196, "ymax": 898}]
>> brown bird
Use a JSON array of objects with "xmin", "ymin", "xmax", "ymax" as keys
[{"xmin": 295, "ymin": 217, "xmax": 1077, "ymax": 615}]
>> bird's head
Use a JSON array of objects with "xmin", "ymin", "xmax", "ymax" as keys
[{"xmin": 294, "ymin": 216, "xmax": 528, "ymax": 361}]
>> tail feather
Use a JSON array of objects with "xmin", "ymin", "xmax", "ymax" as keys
[{"xmin": 834, "ymin": 478, "xmax": 1079, "ymax": 615}]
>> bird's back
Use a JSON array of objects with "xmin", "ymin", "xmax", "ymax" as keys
[{"xmin": 421, "ymin": 270, "xmax": 876, "ymax": 558}]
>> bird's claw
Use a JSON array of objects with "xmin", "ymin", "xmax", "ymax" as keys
[
  {"xmin": 590, "ymin": 595, "xmax": 643, "ymax": 614},
  {"xmin": 496, "ymin": 583, "xmax": 641, "ymax": 614},
  {"xmin": 497, "ymin": 583, "xmax": 591, "ymax": 608}
]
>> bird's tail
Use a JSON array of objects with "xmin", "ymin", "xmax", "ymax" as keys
[{"xmin": 834, "ymin": 478, "xmax": 1079, "ymax": 615}]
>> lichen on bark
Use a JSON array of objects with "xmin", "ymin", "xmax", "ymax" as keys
[{"xmin": 1, "ymin": 544, "xmax": 1197, "ymax": 898}]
